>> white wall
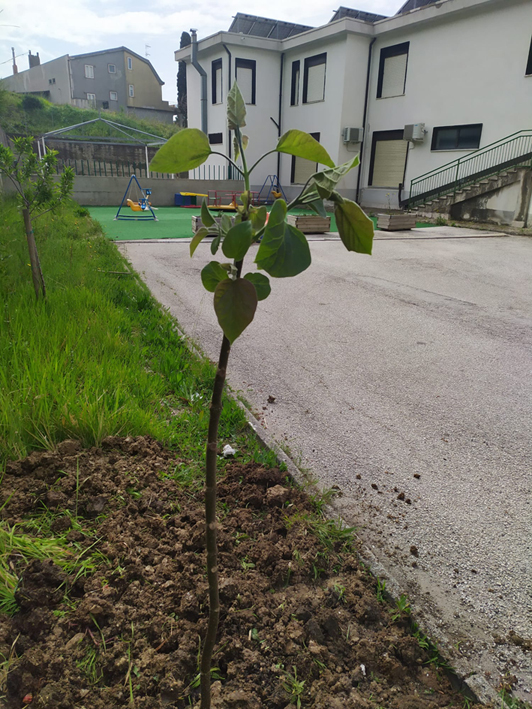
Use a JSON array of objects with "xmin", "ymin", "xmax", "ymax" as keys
[
  {"xmin": 361, "ymin": 0, "xmax": 532, "ymax": 207},
  {"xmin": 3, "ymin": 56, "xmax": 71, "ymax": 104}
]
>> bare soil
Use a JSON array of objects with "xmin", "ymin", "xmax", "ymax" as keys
[{"xmin": 0, "ymin": 437, "xmax": 485, "ymax": 708}]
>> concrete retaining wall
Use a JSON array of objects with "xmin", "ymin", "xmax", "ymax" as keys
[{"xmin": 71, "ymin": 175, "xmax": 245, "ymax": 207}]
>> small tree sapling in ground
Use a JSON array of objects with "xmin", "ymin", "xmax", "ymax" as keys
[
  {"xmin": 0, "ymin": 137, "xmax": 74, "ymax": 299},
  {"xmin": 150, "ymin": 83, "xmax": 374, "ymax": 709}
]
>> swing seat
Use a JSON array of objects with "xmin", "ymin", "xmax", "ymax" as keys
[{"xmin": 127, "ymin": 198, "xmax": 152, "ymax": 212}]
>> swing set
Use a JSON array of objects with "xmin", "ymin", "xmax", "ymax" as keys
[{"xmin": 115, "ymin": 175, "xmax": 158, "ymax": 221}]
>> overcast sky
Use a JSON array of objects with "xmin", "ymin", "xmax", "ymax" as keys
[{"xmin": 1, "ymin": 0, "xmax": 405, "ymax": 103}]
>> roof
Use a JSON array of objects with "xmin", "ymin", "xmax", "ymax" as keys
[
  {"xmin": 329, "ymin": 6, "xmax": 388, "ymax": 23},
  {"xmin": 228, "ymin": 13, "xmax": 313, "ymax": 39},
  {"xmin": 396, "ymin": 0, "xmax": 438, "ymax": 14},
  {"xmin": 70, "ymin": 46, "xmax": 165, "ymax": 85}
]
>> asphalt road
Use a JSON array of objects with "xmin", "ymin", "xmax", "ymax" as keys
[{"xmin": 120, "ymin": 228, "xmax": 532, "ymax": 701}]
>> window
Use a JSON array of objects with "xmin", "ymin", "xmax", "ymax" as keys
[
  {"xmin": 303, "ymin": 54, "xmax": 326, "ymax": 103},
  {"xmin": 129, "ymin": 84, "xmax": 135, "ymax": 97},
  {"xmin": 110, "ymin": 91, "xmax": 118, "ymax": 101},
  {"xmin": 84, "ymin": 64, "xmax": 94, "ymax": 79},
  {"xmin": 290, "ymin": 60, "xmax": 300, "ymax": 106},
  {"xmin": 431, "ymin": 124, "xmax": 482, "ymax": 151},
  {"xmin": 208, "ymin": 133, "xmax": 223, "ymax": 145},
  {"xmin": 86, "ymin": 93, "xmax": 96, "ymax": 107},
  {"xmin": 102, "ymin": 101, "xmax": 109, "ymax": 109},
  {"xmin": 291, "ymin": 132, "xmax": 320, "ymax": 184},
  {"xmin": 377, "ymin": 43, "xmax": 409, "ymax": 98},
  {"xmin": 48, "ymin": 78, "xmax": 56, "ymax": 85},
  {"xmin": 212, "ymin": 59, "xmax": 223, "ymax": 104},
  {"xmin": 108, "ymin": 64, "xmax": 116, "ymax": 74},
  {"xmin": 525, "ymin": 37, "xmax": 532, "ymax": 75},
  {"xmin": 369, "ymin": 130, "xmax": 408, "ymax": 187},
  {"xmin": 235, "ymin": 59, "xmax": 256, "ymax": 105},
  {"xmin": 127, "ymin": 57, "xmax": 133, "ymax": 70}
]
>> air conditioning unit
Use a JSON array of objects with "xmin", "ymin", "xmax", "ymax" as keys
[
  {"xmin": 342, "ymin": 127, "xmax": 363, "ymax": 143},
  {"xmin": 403, "ymin": 123, "xmax": 425, "ymax": 142}
]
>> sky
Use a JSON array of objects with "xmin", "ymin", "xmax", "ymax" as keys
[{"xmin": 1, "ymin": 0, "xmax": 405, "ymax": 104}]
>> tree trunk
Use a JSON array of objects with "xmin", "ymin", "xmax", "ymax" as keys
[
  {"xmin": 200, "ymin": 333, "xmax": 231, "ymax": 709},
  {"xmin": 22, "ymin": 208, "xmax": 46, "ymax": 300}
]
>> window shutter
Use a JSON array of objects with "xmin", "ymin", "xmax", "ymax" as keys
[
  {"xmin": 215, "ymin": 67, "xmax": 223, "ymax": 103},
  {"xmin": 306, "ymin": 62, "xmax": 325, "ymax": 102},
  {"xmin": 371, "ymin": 140, "xmax": 408, "ymax": 187},
  {"xmin": 237, "ymin": 66, "xmax": 253, "ymax": 104},
  {"xmin": 293, "ymin": 156, "xmax": 317, "ymax": 184},
  {"xmin": 381, "ymin": 53, "xmax": 407, "ymax": 98}
]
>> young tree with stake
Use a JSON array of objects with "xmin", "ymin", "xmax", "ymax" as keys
[
  {"xmin": 0, "ymin": 137, "xmax": 74, "ymax": 300},
  {"xmin": 150, "ymin": 83, "xmax": 374, "ymax": 709}
]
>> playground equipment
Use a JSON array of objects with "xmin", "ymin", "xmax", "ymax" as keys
[
  {"xmin": 257, "ymin": 175, "xmax": 286, "ymax": 204},
  {"xmin": 115, "ymin": 175, "xmax": 158, "ymax": 221}
]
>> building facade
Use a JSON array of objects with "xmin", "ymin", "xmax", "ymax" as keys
[
  {"xmin": 4, "ymin": 47, "xmax": 175, "ymax": 124},
  {"xmin": 176, "ymin": 0, "xmax": 532, "ymax": 211}
]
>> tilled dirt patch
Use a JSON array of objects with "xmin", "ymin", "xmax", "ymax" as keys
[{"xmin": 0, "ymin": 437, "xmax": 483, "ymax": 708}]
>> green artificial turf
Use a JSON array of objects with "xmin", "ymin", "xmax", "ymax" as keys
[{"xmin": 89, "ymin": 206, "xmax": 434, "ymax": 242}]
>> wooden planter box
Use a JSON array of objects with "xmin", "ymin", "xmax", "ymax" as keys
[
  {"xmin": 377, "ymin": 213, "xmax": 417, "ymax": 231},
  {"xmin": 192, "ymin": 215, "xmax": 236, "ymax": 233},
  {"xmin": 287, "ymin": 214, "xmax": 331, "ymax": 233}
]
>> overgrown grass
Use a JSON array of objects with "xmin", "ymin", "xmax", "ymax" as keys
[
  {"xmin": 0, "ymin": 88, "xmax": 179, "ymax": 140},
  {"xmin": 0, "ymin": 196, "xmax": 276, "ymax": 470}
]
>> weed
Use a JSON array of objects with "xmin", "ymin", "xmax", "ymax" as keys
[
  {"xmin": 376, "ymin": 578, "xmax": 387, "ymax": 603},
  {"xmin": 240, "ymin": 557, "xmax": 256, "ymax": 572},
  {"xmin": 390, "ymin": 594, "xmax": 411, "ymax": 622},
  {"xmin": 499, "ymin": 688, "xmax": 531, "ymax": 709},
  {"xmin": 281, "ymin": 666, "xmax": 306, "ymax": 708},
  {"xmin": 435, "ymin": 215, "xmax": 448, "ymax": 226},
  {"xmin": 0, "ymin": 634, "xmax": 18, "ymax": 700},
  {"xmin": 77, "ymin": 643, "xmax": 102, "ymax": 685}
]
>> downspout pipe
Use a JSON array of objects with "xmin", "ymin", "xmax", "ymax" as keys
[
  {"xmin": 190, "ymin": 29, "xmax": 207, "ymax": 134},
  {"xmin": 223, "ymin": 44, "xmax": 232, "ymax": 178},
  {"xmin": 277, "ymin": 53, "xmax": 284, "ymax": 180},
  {"xmin": 356, "ymin": 37, "xmax": 376, "ymax": 205}
]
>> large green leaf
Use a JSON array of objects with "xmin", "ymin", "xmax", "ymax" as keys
[
  {"xmin": 201, "ymin": 199, "xmax": 215, "ymax": 227},
  {"xmin": 222, "ymin": 220, "xmax": 253, "ymax": 261},
  {"xmin": 255, "ymin": 200, "xmax": 311, "ymax": 278},
  {"xmin": 201, "ymin": 261, "xmax": 229, "ymax": 292},
  {"xmin": 233, "ymin": 134, "xmax": 249, "ymax": 161},
  {"xmin": 214, "ymin": 278, "xmax": 258, "ymax": 343},
  {"xmin": 244, "ymin": 272, "xmax": 271, "ymax": 301},
  {"xmin": 150, "ymin": 129, "xmax": 211, "ymax": 173},
  {"xmin": 310, "ymin": 156, "xmax": 360, "ymax": 199},
  {"xmin": 190, "ymin": 227, "xmax": 209, "ymax": 257},
  {"xmin": 334, "ymin": 199, "xmax": 374, "ymax": 255},
  {"xmin": 276, "ymin": 130, "xmax": 334, "ymax": 168},
  {"xmin": 227, "ymin": 83, "xmax": 246, "ymax": 130}
]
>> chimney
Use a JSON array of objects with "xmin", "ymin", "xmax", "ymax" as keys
[
  {"xmin": 29, "ymin": 51, "xmax": 41, "ymax": 69},
  {"xmin": 12, "ymin": 47, "xmax": 18, "ymax": 74}
]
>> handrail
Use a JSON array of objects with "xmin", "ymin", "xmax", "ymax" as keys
[{"xmin": 407, "ymin": 130, "xmax": 532, "ymax": 207}]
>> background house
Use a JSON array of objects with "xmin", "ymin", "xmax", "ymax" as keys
[
  {"xmin": 177, "ymin": 0, "xmax": 532, "ymax": 223},
  {"xmin": 3, "ymin": 47, "xmax": 175, "ymax": 124}
]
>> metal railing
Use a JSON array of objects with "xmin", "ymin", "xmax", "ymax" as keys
[
  {"xmin": 56, "ymin": 158, "xmax": 174, "ymax": 180},
  {"xmin": 406, "ymin": 130, "xmax": 532, "ymax": 207},
  {"xmin": 190, "ymin": 163, "xmax": 245, "ymax": 181}
]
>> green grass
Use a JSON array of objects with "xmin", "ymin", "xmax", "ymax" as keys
[
  {"xmin": 0, "ymin": 196, "xmax": 277, "ymax": 469},
  {"xmin": 89, "ymin": 206, "xmax": 435, "ymax": 242},
  {"xmin": 0, "ymin": 88, "xmax": 179, "ymax": 140}
]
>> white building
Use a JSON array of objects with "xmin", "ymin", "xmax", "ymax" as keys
[{"xmin": 177, "ymin": 0, "xmax": 532, "ymax": 223}]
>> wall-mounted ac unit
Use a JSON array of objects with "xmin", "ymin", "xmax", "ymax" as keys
[
  {"xmin": 342, "ymin": 127, "xmax": 363, "ymax": 143},
  {"xmin": 403, "ymin": 123, "xmax": 425, "ymax": 142}
]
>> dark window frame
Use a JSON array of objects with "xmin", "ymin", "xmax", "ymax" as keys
[
  {"xmin": 290, "ymin": 60, "xmax": 300, "ymax": 106},
  {"xmin": 291, "ymin": 131, "xmax": 320, "ymax": 183},
  {"xmin": 303, "ymin": 53, "xmax": 327, "ymax": 104},
  {"xmin": 526, "ymin": 37, "xmax": 532, "ymax": 75},
  {"xmin": 212, "ymin": 59, "xmax": 223, "ymax": 104},
  {"xmin": 368, "ymin": 129, "xmax": 406, "ymax": 187},
  {"xmin": 376, "ymin": 42, "xmax": 410, "ymax": 99},
  {"xmin": 235, "ymin": 58, "xmax": 256, "ymax": 105},
  {"xmin": 208, "ymin": 133, "xmax": 223, "ymax": 145},
  {"xmin": 431, "ymin": 124, "xmax": 483, "ymax": 151}
]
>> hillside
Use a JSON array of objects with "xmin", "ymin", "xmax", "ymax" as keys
[{"xmin": 0, "ymin": 88, "xmax": 180, "ymax": 140}]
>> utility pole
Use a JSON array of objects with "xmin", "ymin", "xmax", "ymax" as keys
[{"xmin": 11, "ymin": 47, "xmax": 18, "ymax": 74}]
